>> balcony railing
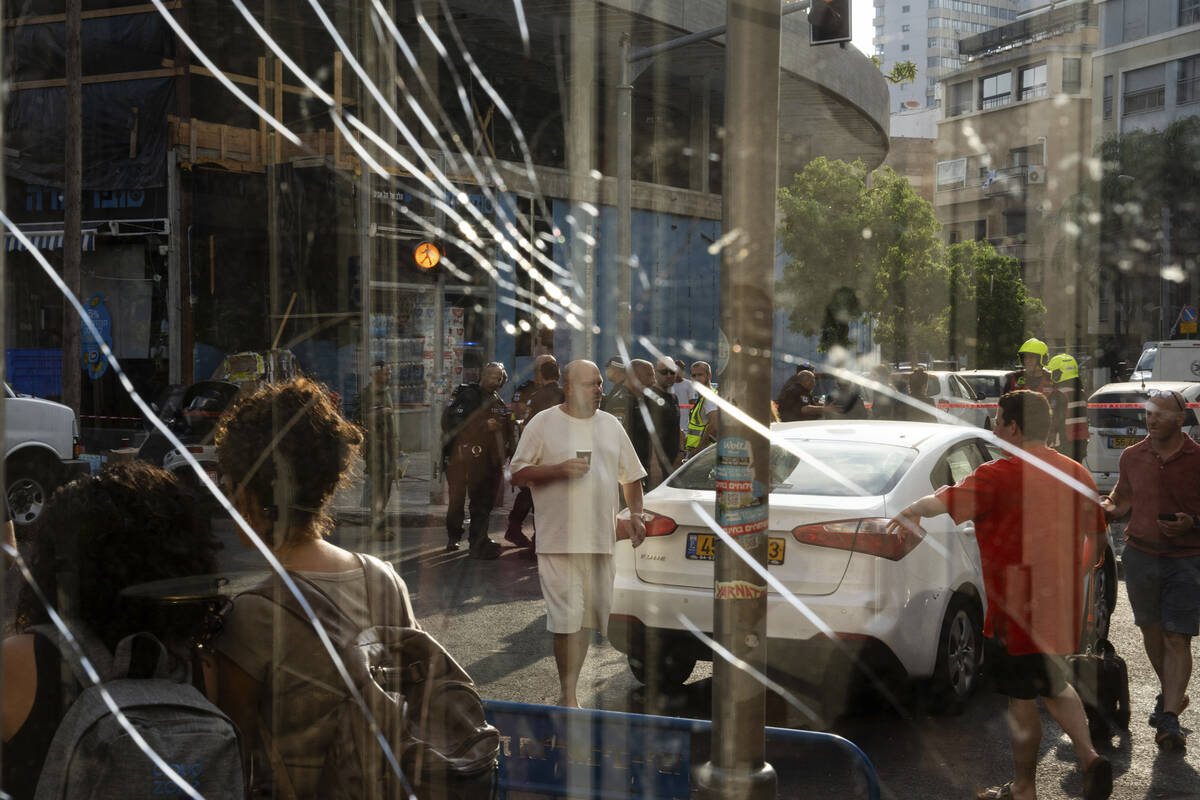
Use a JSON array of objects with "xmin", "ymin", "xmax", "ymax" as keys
[
  {"xmin": 1123, "ymin": 86, "xmax": 1165, "ymax": 116},
  {"xmin": 981, "ymin": 93, "xmax": 1012, "ymax": 109},
  {"xmin": 1019, "ymin": 84, "xmax": 1048, "ymax": 100},
  {"xmin": 959, "ymin": 4, "xmax": 1092, "ymax": 59}
]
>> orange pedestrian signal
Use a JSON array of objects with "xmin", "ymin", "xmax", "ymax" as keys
[{"xmin": 414, "ymin": 242, "xmax": 441, "ymax": 270}]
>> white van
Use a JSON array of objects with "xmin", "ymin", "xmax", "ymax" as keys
[
  {"xmin": 1149, "ymin": 340, "xmax": 1200, "ymax": 382},
  {"xmin": 4, "ymin": 383, "xmax": 92, "ymax": 526}
]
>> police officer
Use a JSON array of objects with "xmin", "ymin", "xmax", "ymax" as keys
[
  {"xmin": 1048, "ymin": 353, "xmax": 1088, "ymax": 462},
  {"xmin": 442, "ymin": 362, "xmax": 514, "ymax": 558},
  {"xmin": 1004, "ymin": 338, "xmax": 1057, "ymax": 400}
]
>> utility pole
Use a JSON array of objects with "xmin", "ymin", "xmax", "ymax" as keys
[
  {"xmin": 62, "ymin": 0, "xmax": 82, "ymax": 413},
  {"xmin": 694, "ymin": 0, "xmax": 782, "ymax": 797}
]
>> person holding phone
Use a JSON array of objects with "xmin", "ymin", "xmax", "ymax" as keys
[
  {"xmin": 509, "ymin": 360, "xmax": 646, "ymax": 708},
  {"xmin": 1100, "ymin": 388, "xmax": 1200, "ymax": 751}
]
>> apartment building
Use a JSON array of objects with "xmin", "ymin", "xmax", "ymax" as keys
[
  {"xmin": 873, "ymin": 0, "xmax": 1021, "ymax": 111},
  {"xmin": 1090, "ymin": 0, "xmax": 1200, "ymax": 357},
  {"xmin": 934, "ymin": 1, "xmax": 1097, "ymax": 350}
]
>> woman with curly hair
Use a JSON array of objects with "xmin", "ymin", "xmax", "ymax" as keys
[
  {"xmin": 1, "ymin": 462, "xmax": 222, "ymax": 799},
  {"xmin": 212, "ymin": 377, "xmax": 418, "ymax": 797}
]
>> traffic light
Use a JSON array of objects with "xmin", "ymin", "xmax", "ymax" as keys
[
  {"xmin": 809, "ymin": 0, "xmax": 851, "ymax": 46},
  {"xmin": 413, "ymin": 241, "xmax": 441, "ymax": 271}
]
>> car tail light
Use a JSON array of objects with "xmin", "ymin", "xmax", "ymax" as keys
[
  {"xmin": 790, "ymin": 517, "xmax": 922, "ymax": 561},
  {"xmin": 73, "ymin": 436, "xmax": 83, "ymax": 459},
  {"xmin": 187, "ymin": 446, "xmax": 205, "ymax": 455},
  {"xmin": 616, "ymin": 511, "xmax": 678, "ymax": 541}
]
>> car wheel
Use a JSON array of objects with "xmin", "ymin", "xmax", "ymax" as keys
[
  {"xmin": 6, "ymin": 456, "xmax": 60, "ymax": 527},
  {"xmin": 627, "ymin": 637, "xmax": 697, "ymax": 689},
  {"xmin": 929, "ymin": 594, "xmax": 982, "ymax": 714}
]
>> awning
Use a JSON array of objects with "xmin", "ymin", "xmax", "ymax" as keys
[{"xmin": 4, "ymin": 229, "xmax": 97, "ymax": 253}]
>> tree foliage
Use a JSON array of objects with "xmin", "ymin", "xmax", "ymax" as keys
[
  {"xmin": 777, "ymin": 157, "xmax": 1045, "ymax": 365},
  {"xmin": 943, "ymin": 240, "xmax": 1046, "ymax": 368}
]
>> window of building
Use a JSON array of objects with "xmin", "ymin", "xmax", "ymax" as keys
[
  {"xmin": 1062, "ymin": 58, "xmax": 1082, "ymax": 94},
  {"xmin": 1019, "ymin": 63, "xmax": 1047, "ymax": 100},
  {"xmin": 948, "ymin": 229, "xmax": 961, "ymax": 244},
  {"xmin": 1179, "ymin": 55, "xmax": 1200, "ymax": 104},
  {"xmin": 927, "ymin": 93, "xmax": 938, "ymax": 106},
  {"xmin": 902, "ymin": 24, "xmax": 911, "ymax": 32},
  {"xmin": 1123, "ymin": 64, "xmax": 1165, "ymax": 116},
  {"xmin": 1009, "ymin": 143, "xmax": 1044, "ymax": 167},
  {"xmin": 929, "ymin": 36, "xmax": 938, "ymax": 47},
  {"xmin": 974, "ymin": 220, "xmax": 987, "ymax": 241},
  {"xmin": 902, "ymin": 44, "xmax": 910, "ymax": 51},
  {"xmin": 980, "ymin": 71, "xmax": 1012, "ymax": 109},
  {"xmin": 1103, "ymin": 74, "xmax": 1113, "ymax": 119},
  {"xmin": 948, "ymin": 80, "xmax": 973, "ymax": 116},
  {"xmin": 937, "ymin": 158, "xmax": 967, "ymax": 190},
  {"xmin": 902, "ymin": 4, "xmax": 911, "ymax": 11},
  {"xmin": 1005, "ymin": 211, "xmax": 1027, "ymax": 236},
  {"xmin": 1182, "ymin": 0, "xmax": 1200, "ymax": 26},
  {"xmin": 876, "ymin": 44, "xmax": 885, "ymax": 55}
]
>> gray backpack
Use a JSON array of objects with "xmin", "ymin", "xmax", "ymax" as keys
[
  {"xmin": 246, "ymin": 553, "xmax": 499, "ymax": 800},
  {"xmin": 30, "ymin": 625, "xmax": 244, "ymax": 800}
]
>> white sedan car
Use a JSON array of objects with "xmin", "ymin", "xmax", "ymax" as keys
[{"xmin": 609, "ymin": 420, "xmax": 1115, "ymax": 716}]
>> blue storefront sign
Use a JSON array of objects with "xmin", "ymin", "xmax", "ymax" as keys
[{"xmin": 80, "ymin": 293, "xmax": 113, "ymax": 380}]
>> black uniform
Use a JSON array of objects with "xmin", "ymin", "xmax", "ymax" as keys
[
  {"xmin": 442, "ymin": 382, "xmax": 514, "ymax": 553},
  {"xmin": 602, "ymin": 383, "xmax": 651, "ymax": 474},
  {"xmin": 648, "ymin": 385, "xmax": 680, "ymax": 487}
]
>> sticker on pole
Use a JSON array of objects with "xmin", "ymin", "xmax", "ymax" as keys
[
  {"xmin": 716, "ymin": 437, "xmax": 767, "ymax": 537},
  {"xmin": 714, "ymin": 579, "xmax": 767, "ymax": 600}
]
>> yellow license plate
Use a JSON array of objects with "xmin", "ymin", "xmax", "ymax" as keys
[
  {"xmin": 1108, "ymin": 436, "xmax": 1141, "ymax": 449},
  {"xmin": 686, "ymin": 532, "xmax": 785, "ymax": 565}
]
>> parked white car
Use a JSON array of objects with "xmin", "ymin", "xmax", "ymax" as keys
[
  {"xmin": 4, "ymin": 383, "xmax": 91, "ymax": 526},
  {"xmin": 957, "ymin": 369, "xmax": 1017, "ymax": 408},
  {"xmin": 609, "ymin": 420, "xmax": 1117, "ymax": 717}
]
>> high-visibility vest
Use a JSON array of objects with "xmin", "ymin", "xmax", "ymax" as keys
[{"xmin": 685, "ymin": 394, "xmax": 709, "ymax": 453}]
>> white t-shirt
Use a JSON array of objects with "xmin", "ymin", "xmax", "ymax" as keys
[
  {"xmin": 671, "ymin": 380, "xmax": 695, "ymax": 431},
  {"xmin": 510, "ymin": 406, "xmax": 647, "ymax": 554}
]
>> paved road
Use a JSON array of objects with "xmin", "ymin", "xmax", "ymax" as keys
[{"xmin": 212, "ymin": 512, "xmax": 1200, "ymax": 799}]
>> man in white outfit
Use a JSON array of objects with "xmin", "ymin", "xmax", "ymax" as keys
[{"xmin": 510, "ymin": 359, "xmax": 647, "ymax": 707}]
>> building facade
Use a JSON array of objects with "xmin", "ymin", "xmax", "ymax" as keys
[
  {"xmin": 873, "ymin": 0, "xmax": 1021, "ymax": 112},
  {"xmin": 1090, "ymin": 0, "xmax": 1200, "ymax": 360},
  {"xmin": 934, "ymin": 1, "xmax": 1097, "ymax": 353}
]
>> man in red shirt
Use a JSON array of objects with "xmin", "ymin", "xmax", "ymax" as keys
[
  {"xmin": 889, "ymin": 390, "xmax": 1110, "ymax": 800},
  {"xmin": 1100, "ymin": 389, "xmax": 1200, "ymax": 751}
]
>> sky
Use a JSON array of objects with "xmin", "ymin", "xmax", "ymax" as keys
[{"xmin": 851, "ymin": 0, "xmax": 875, "ymax": 57}]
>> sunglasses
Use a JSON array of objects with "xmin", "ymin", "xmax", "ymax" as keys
[{"xmin": 1147, "ymin": 389, "xmax": 1185, "ymax": 411}]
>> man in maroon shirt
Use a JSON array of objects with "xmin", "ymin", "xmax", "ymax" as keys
[
  {"xmin": 889, "ymin": 391, "xmax": 1110, "ymax": 800},
  {"xmin": 1101, "ymin": 389, "xmax": 1200, "ymax": 751}
]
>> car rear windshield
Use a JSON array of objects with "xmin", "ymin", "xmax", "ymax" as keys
[
  {"xmin": 1088, "ymin": 391, "xmax": 1198, "ymax": 429},
  {"xmin": 670, "ymin": 440, "xmax": 917, "ymax": 496}
]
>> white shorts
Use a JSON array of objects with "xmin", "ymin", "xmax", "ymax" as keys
[{"xmin": 537, "ymin": 553, "xmax": 616, "ymax": 635}]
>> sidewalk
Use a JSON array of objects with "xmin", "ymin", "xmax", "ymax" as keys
[{"xmin": 329, "ymin": 451, "xmax": 515, "ymax": 528}]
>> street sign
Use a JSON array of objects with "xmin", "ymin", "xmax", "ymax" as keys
[{"xmin": 1180, "ymin": 305, "xmax": 1196, "ymax": 333}]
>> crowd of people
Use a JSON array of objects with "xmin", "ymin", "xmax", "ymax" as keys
[{"xmin": 0, "ymin": 341, "xmax": 1196, "ymax": 799}]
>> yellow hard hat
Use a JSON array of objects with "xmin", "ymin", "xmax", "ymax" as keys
[
  {"xmin": 1018, "ymin": 338, "xmax": 1049, "ymax": 365},
  {"xmin": 1046, "ymin": 354, "xmax": 1079, "ymax": 383}
]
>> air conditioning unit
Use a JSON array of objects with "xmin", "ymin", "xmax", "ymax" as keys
[{"xmin": 1026, "ymin": 166, "xmax": 1046, "ymax": 184}]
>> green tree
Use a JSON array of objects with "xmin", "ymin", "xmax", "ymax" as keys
[
  {"xmin": 777, "ymin": 158, "xmax": 946, "ymax": 361},
  {"xmin": 942, "ymin": 240, "xmax": 1046, "ymax": 368}
]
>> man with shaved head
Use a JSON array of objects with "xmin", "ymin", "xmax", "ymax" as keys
[
  {"xmin": 777, "ymin": 368, "xmax": 826, "ymax": 422},
  {"xmin": 648, "ymin": 357, "xmax": 681, "ymax": 486},
  {"xmin": 684, "ymin": 361, "xmax": 719, "ymax": 458},
  {"xmin": 510, "ymin": 359, "xmax": 647, "ymax": 707}
]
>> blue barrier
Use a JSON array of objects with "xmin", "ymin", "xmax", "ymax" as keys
[{"xmin": 483, "ymin": 699, "xmax": 881, "ymax": 800}]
